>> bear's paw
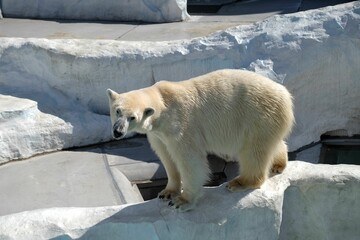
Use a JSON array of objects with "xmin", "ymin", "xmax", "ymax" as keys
[
  {"xmin": 271, "ymin": 164, "xmax": 286, "ymax": 174},
  {"xmin": 158, "ymin": 189, "xmax": 180, "ymax": 201},
  {"xmin": 226, "ymin": 176, "xmax": 263, "ymax": 192},
  {"xmin": 168, "ymin": 195, "xmax": 195, "ymax": 212}
]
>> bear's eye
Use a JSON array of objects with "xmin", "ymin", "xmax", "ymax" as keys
[{"xmin": 129, "ymin": 116, "xmax": 136, "ymax": 122}]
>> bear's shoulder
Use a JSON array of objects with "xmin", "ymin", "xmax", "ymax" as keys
[{"xmin": 154, "ymin": 80, "xmax": 187, "ymax": 96}]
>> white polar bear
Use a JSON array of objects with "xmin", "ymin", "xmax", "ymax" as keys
[{"xmin": 107, "ymin": 69, "xmax": 294, "ymax": 212}]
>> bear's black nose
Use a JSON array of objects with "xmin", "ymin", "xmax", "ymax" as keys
[{"xmin": 113, "ymin": 129, "xmax": 124, "ymax": 139}]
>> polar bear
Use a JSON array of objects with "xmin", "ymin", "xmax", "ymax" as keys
[{"xmin": 107, "ymin": 69, "xmax": 294, "ymax": 212}]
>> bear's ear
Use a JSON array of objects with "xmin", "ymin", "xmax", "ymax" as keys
[
  {"xmin": 144, "ymin": 107, "xmax": 155, "ymax": 117},
  {"xmin": 107, "ymin": 89, "xmax": 118, "ymax": 101}
]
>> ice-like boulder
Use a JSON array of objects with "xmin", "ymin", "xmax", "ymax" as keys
[
  {"xmin": 1, "ymin": 2, "xmax": 359, "ymax": 162},
  {"xmin": 0, "ymin": 161, "xmax": 359, "ymax": 240},
  {"xmin": 1, "ymin": 0, "xmax": 188, "ymax": 23},
  {"xmin": 0, "ymin": 94, "xmax": 111, "ymax": 163},
  {"xmin": 0, "ymin": 95, "xmax": 68, "ymax": 161}
]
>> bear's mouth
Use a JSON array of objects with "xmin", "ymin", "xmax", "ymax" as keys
[{"xmin": 113, "ymin": 129, "xmax": 125, "ymax": 139}]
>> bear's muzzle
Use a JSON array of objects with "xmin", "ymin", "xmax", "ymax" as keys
[{"xmin": 112, "ymin": 118, "xmax": 127, "ymax": 139}]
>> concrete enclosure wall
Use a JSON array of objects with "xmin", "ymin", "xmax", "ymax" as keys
[{"xmin": 1, "ymin": 0, "xmax": 189, "ymax": 23}]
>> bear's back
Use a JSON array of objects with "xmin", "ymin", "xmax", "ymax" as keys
[
  {"xmin": 151, "ymin": 69, "xmax": 293, "ymax": 156},
  {"xmin": 154, "ymin": 69, "xmax": 291, "ymax": 112}
]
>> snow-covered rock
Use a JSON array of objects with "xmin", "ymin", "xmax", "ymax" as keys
[
  {"xmin": 0, "ymin": 161, "xmax": 359, "ymax": 240},
  {"xmin": 1, "ymin": 2, "xmax": 359, "ymax": 162},
  {"xmin": 1, "ymin": 0, "xmax": 188, "ymax": 23}
]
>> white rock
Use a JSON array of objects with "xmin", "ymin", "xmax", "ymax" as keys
[
  {"xmin": 0, "ymin": 161, "xmax": 359, "ymax": 240},
  {"xmin": 111, "ymin": 168, "xmax": 145, "ymax": 204},
  {"xmin": 0, "ymin": 94, "xmax": 111, "ymax": 163},
  {"xmin": 1, "ymin": 0, "xmax": 188, "ymax": 23},
  {"xmin": 0, "ymin": 94, "xmax": 38, "ymax": 121},
  {"xmin": 1, "ymin": 2, "xmax": 359, "ymax": 162}
]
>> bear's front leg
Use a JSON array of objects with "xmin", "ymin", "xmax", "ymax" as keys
[
  {"xmin": 157, "ymin": 154, "xmax": 181, "ymax": 201},
  {"xmin": 148, "ymin": 135, "xmax": 181, "ymax": 201},
  {"xmin": 168, "ymin": 149, "xmax": 210, "ymax": 212},
  {"xmin": 155, "ymin": 152, "xmax": 181, "ymax": 200}
]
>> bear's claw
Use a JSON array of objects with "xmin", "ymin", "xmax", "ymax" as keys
[
  {"xmin": 158, "ymin": 189, "xmax": 179, "ymax": 201},
  {"xmin": 168, "ymin": 196, "xmax": 195, "ymax": 212},
  {"xmin": 271, "ymin": 164, "xmax": 285, "ymax": 174},
  {"xmin": 226, "ymin": 176, "xmax": 263, "ymax": 192}
]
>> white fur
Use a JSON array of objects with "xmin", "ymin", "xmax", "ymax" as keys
[{"xmin": 107, "ymin": 69, "xmax": 294, "ymax": 211}]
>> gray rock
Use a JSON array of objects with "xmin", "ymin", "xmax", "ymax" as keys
[
  {"xmin": 1, "ymin": 0, "xmax": 188, "ymax": 23},
  {"xmin": 0, "ymin": 147, "xmax": 144, "ymax": 216}
]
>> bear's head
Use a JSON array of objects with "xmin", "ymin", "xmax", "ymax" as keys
[{"xmin": 107, "ymin": 89, "xmax": 155, "ymax": 139}]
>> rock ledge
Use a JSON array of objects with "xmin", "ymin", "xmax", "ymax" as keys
[{"xmin": 0, "ymin": 161, "xmax": 359, "ymax": 240}]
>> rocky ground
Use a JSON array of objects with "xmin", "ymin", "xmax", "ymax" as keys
[{"xmin": 1, "ymin": 161, "xmax": 359, "ymax": 240}]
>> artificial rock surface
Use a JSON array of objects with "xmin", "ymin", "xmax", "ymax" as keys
[
  {"xmin": 1, "ymin": 0, "xmax": 188, "ymax": 23},
  {"xmin": 0, "ymin": 145, "xmax": 145, "ymax": 216},
  {"xmin": 1, "ymin": 2, "xmax": 360, "ymax": 162},
  {"xmin": 0, "ymin": 94, "xmax": 111, "ymax": 162},
  {"xmin": 0, "ymin": 161, "xmax": 359, "ymax": 240}
]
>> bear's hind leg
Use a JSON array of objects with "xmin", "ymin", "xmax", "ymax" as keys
[
  {"xmin": 226, "ymin": 146, "xmax": 272, "ymax": 192},
  {"xmin": 271, "ymin": 140, "xmax": 288, "ymax": 174}
]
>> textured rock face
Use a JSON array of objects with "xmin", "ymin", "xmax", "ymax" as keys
[
  {"xmin": 0, "ymin": 95, "xmax": 70, "ymax": 161},
  {"xmin": 0, "ymin": 161, "xmax": 359, "ymax": 240},
  {"xmin": 1, "ymin": 2, "xmax": 359, "ymax": 162},
  {"xmin": 0, "ymin": 94, "xmax": 111, "ymax": 163},
  {"xmin": 1, "ymin": 0, "xmax": 188, "ymax": 23}
]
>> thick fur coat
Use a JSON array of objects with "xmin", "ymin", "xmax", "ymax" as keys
[{"xmin": 107, "ymin": 69, "xmax": 294, "ymax": 211}]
